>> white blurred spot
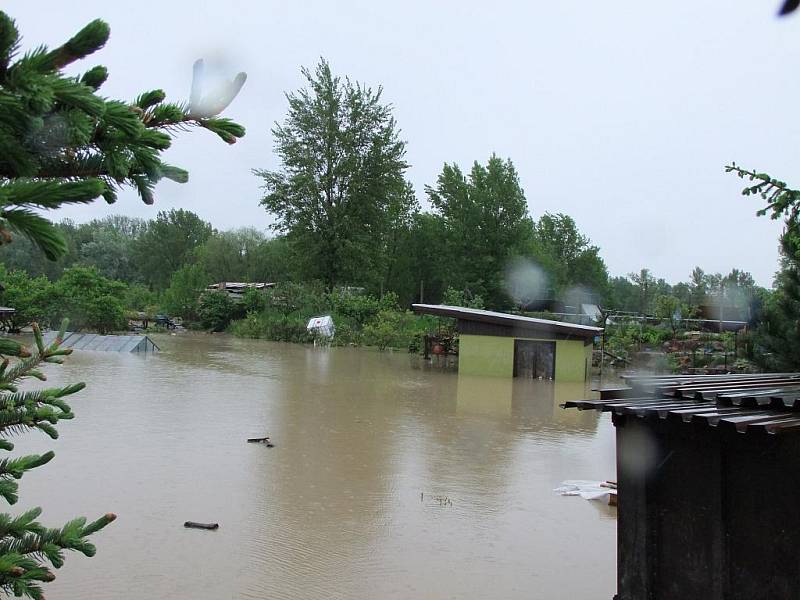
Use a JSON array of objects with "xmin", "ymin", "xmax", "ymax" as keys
[
  {"xmin": 619, "ymin": 426, "xmax": 659, "ymax": 477},
  {"xmin": 188, "ymin": 58, "xmax": 247, "ymax": 118},
  {"xmin": 504, "ymin": 258, "xmax": 549, "ymax": 306},
  {"xmin": 561, "ymin": 285, "xmax": 592, "ymax": 314}
]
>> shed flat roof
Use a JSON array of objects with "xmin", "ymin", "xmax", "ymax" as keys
[{"xmin": 411, "ymin": 304, "xmax": 603, "ymax": 339}]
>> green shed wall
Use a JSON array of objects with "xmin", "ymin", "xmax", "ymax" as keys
[
  {"xmin": 458, "ymin": 334, "xmax": 591, "ymax": 382},
  {"xmin": 459, "ymin": 335, "xmax": 514, "ymax": 377}
]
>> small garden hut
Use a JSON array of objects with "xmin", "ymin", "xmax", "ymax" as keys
[{"xmin": 412, "ymin": 304, "xmax": 601, "ymax": 382}]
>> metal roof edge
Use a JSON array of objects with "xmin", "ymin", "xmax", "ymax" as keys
[{"xmin": 411, "ymin": 304, "xmax": 603, "ymax": 337}]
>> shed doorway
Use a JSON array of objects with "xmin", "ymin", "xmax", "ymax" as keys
[{"xmin": 513, "ymin": 340, "xmax": 555, "ymax": 379}]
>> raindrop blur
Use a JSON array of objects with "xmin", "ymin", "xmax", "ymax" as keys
[
  {"xmin": 188, "ymin": 58, "xmax": 247, "ymax": 118},
  {"xmin": 618, "ymin": 426, "xmax": 659, "ymax": 477},
  {"xmin": 561, "ymin": 285, "xmax": 593, "ymax": 315},
  {"xmin": 504, "ymin": 258, "xmax": 549, "ymax": 307}
]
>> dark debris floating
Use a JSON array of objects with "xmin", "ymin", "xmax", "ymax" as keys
[{"xmin": 565, "ymin": 373, "xmax": 800, "ymax": 435}]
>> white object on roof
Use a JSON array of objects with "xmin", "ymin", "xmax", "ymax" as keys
[{"xmin": 306, "ymin": 315, "xmax": 335, "ymax": 339}]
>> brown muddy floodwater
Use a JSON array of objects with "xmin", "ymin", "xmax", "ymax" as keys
[{"xmin": 15, "ymin": 333, "xmax": 616, "ymax": 599}]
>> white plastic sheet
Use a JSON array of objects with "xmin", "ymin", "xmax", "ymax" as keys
[{"xmin": 554, "ymin": 480, "xmax": 617, "ymax": 502}]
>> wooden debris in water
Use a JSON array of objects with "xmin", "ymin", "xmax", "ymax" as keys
[
  {"xmin": 247, "ymin": 437, "xmax": 274, "ymax": 447},
  {"xmin": 184, "ymin": 521, "xmax": 219, "ymax": 530}
]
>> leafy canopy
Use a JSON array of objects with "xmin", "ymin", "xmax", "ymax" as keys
[
  {"xmin": 427, "ymin": 155, "xmax": 530, "ymax": 308},
  {"xmin": 257, "ymin": 58, "xmax": 414, "ymax": 290}
]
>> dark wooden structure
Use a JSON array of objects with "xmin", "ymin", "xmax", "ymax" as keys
[
  {"xmin": 513, "ymin": 339, "xmax": 555, "ymax": 379},
  {"xmin": 0, "ymin": 307, "xmax": 16, "ymax": 333},
  {"xmin": 566, "ymin": 373, "xmax": 800, "ymax": 599}
]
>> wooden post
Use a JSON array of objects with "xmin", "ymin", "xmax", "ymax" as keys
[{"xmin": 600, "ymin": 321, "xmax": 606, "ymax": 384}]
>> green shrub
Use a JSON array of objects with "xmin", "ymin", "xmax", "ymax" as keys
[
  {"xmin": 330, "ymin": 321, "xmax": 363, "ymax": 346},
  {"xmin": 265, "ymin": 281, "xmax": 327, "ymax": 316},
  {"xmin": 198, "ymin": 290, "xmax": 240, "ymax": 332},
  {"xmin": 163, "ymin": 264, "xmax": 209, "ymax": 321},
  {"xmin": 229, "ymin": 311, "xmax": 312, "ymax": 343},
  {"xmin": 125, "ymin": 284, "xmax": 159, "ymax": 312},
  {"xmin": 0, "ymin": 266, "xmax": 55, "ymax": 329},
  {"xmin": 51, "ymin": 267, "xmax": 128, "ymax": 333},
  {"xmin": 362, "ymin": 309, "xmax": 416, "ymax": 350},
  {"xmin": 328, "ymin": 290, "xmax": 383, "ymax": 327},
  {"xmin": 441, "ymin": 286, "xmax": 485, "ymax": 309},
  {"xmin": 229, "ymin": 312, "xmax": 263, "ymax": 338},
  {"xmin": 241, "ymin": 288, "xmax": 267, "ymax": 313}
]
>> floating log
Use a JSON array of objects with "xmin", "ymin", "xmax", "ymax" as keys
[
  {"xmin": 184, "ymin": 521, "xmax": 219, "ymax": 530},
  {"xmin": 247, "ymin": 437, "xmax": 274, "ymax": 447}
]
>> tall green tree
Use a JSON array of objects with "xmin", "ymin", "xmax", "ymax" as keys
[
  {"xmin": 0, "ymin": 266, "xmax": 54, "ymax": 329},
  {"xmin": 629, "ymin": 268, "xmax": 658, "ymax": 314},
  {"xmin": 755, "ymin": 218, "xmax": 800, "ymax": 369},
  {"xmin": 163, "ymin": 263, "xmax": 210, "ymax": 321},
  {"xmin": 386, "ymin": 212, "xmax": 448, "ymax": 305},
  {"xmin": 0, "ymin": 221, "xmax": 80, "ymax": 280},
  {"xmin": 257, "ymin": 59, "xmax": 413, "ymax": 291},
  {"xmin": 0, "ymin": 11, "xmax": 245, "ymax": 597},
  {"xmin": 50, "ymin": 266, "xmax": 127, "ymax": 333},
  {"xmin": 195, "ymin": 228, "xmax": 268, "ymax": 283},
  {"xmin": 528, "ymin": 213, "xmax": 609, "ymax": 298},
  {"xmin": 427, "ymin": 155, "xmax": 530, "ymax": 308},
  {"xmin": 132, "ymin": 209, "xmax": 213, "ymax": 290},
  {"xmin": 77, "ymin": 217, "xmax": 145, "ymax": 282}
]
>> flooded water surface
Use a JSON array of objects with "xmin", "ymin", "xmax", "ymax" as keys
[{"xmin": 16, "ymin": 334, "xmax": 616, "ymax": 599}]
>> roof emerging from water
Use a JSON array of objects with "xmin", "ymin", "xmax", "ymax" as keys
[
  {"xmin": 41, "ymin": 332, "xmax": 159, "ymax": 353},
  {"xmin": 411, "ymin": 304, "xmax": 603, "ymax": 339}
]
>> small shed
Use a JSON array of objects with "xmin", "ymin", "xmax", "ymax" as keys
[
  {"xmin": 412, "ymin": 304, "xmax": 602, "ymax": 382},
  {"xmin": 566, "ymin": 373, "xmax": 800, "ymax": 599},
  {"xmin": 42, "ymin": 332, "xmax": 159, "ymax": 353}
]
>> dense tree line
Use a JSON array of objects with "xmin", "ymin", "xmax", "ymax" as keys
[
  {"xmin": 0, "ymin": 57, "xmax": 775, "ymax": 335},
  {"xmin": 0, "ymin": 56, "xmax": 791, "ymax": 373}
]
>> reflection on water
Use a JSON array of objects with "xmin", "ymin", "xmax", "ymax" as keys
[{"xmin": 14, "ymin": 333, "xmax": 616, "ymax": 599}]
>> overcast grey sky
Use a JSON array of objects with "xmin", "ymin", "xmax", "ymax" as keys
[{"xmin": 7, "ymin": 1, "xmax": 799, "ymax": 286}]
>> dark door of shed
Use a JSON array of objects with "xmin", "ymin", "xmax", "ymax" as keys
[{"xmin": 513, "ymin": 340, "xmax": 555, "ymax": 379}]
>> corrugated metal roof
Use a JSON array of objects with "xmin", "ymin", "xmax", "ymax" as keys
[
  {"xmin": 41, "ymin": 332, "xmax": 159, "ymax": 353},
  {"xmin": 411, "ymin": 304, "xmax": 603, "ymax": 338},
  {"xmin": 566, "ymin": 373, "xmax": 800, "ymax": 434}
]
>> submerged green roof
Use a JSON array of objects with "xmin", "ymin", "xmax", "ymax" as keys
[{"xmin": 41, "ymin": 332, "xmax": 159, "ymax": 353}]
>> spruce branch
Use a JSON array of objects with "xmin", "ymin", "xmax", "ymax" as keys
[
  {"xmin": 80, "ymin": 65, "xmax": 107, "ymax": 90},
  {"xmin": 0, "ymin": 13, "xmax": 19, "ymax": 80},
  {"xmin": 725, "ymin": 163, "xmax": 800, "ymax": 220},
  {"xmin": 0, "ymin": 209, "xmax": 66, "ymax": 260},
  {"xmin": 0, "ymin": 319, "xmax": 113, "ymax": 598},
  {"xmin": 42, "ymin": 19, "xmax": 110, "ymax": 71}
]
